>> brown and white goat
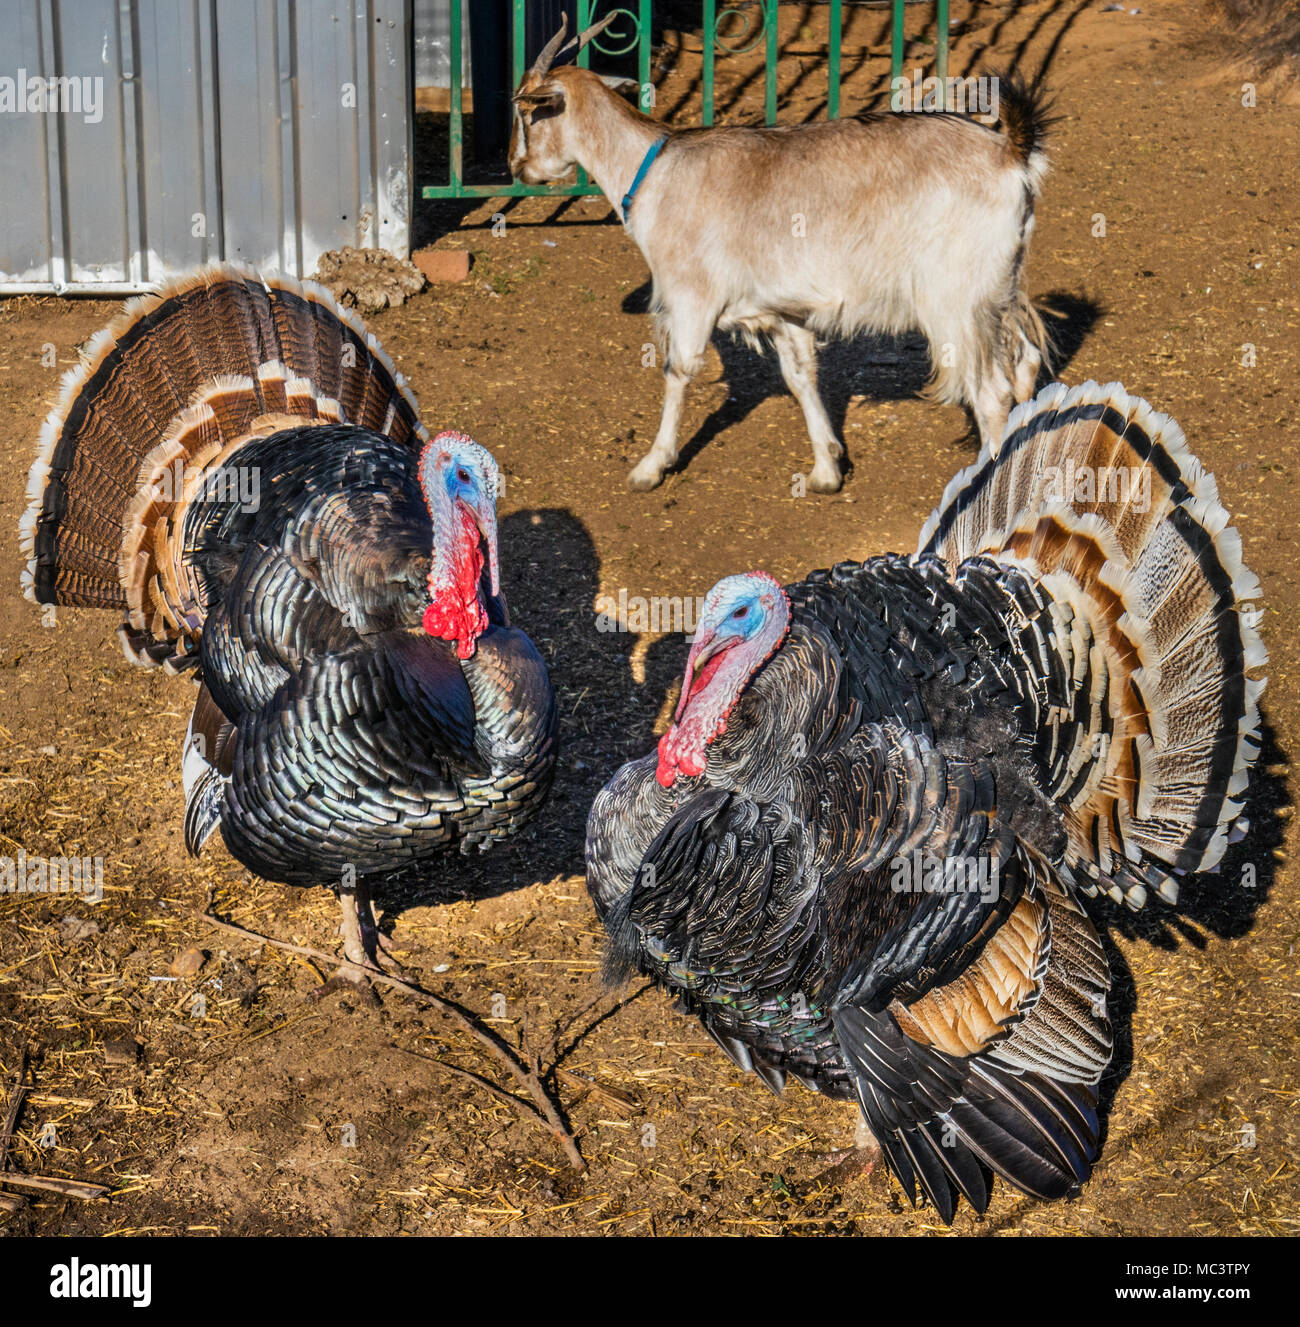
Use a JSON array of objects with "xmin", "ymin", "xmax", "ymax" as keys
[{"xmin": 511, "ymin": 19, "xmax": 1052, "ymax": 493}]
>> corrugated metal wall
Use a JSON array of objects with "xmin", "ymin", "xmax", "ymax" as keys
[
  {"xmin": 0, "ymin": 0, "xmax": 412, "ymax": 294},
  {"xmin": 413, "ymin": 0, "xmax": 471, "ymax": 90}
]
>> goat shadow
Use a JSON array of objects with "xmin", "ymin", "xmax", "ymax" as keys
[
  {"xmin": 620, "ymin": 282, "xmax": 1102, "ymax": 478},
  {"xmin": 371, "ymin": 504, "xmax": 682, "ymax": 922}
]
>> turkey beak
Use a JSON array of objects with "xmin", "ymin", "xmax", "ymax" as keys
[{"xmin": 674, "ymin": 628, "xmax": 722, "ymax": 722}]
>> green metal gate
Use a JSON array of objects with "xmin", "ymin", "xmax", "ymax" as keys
[{"xmin": 421, "ymin": 1, "xmax": 951, "ymax": 202}]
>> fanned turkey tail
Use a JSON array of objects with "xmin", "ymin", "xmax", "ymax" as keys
[
  {"xmin": 20, "ymin": 263, "xmax": 429, "ymax": 672},
  {"xmin": 919, "ymin": 380, "xmax": 1267, "ymax": 907}
]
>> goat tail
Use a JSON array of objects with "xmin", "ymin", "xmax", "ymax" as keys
[{"xmin": 994, "ymin": 74, "xmax": 1054, "ymax": 193}]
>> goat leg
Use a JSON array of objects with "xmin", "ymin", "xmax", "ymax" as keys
[
  {"xmin": 628, "ymin": 366, "xmax": 691, "ymax": 491},
  {"xmin": 972, "ymin": 368, "xmax": 1013, "ymax": 458},
  {"xmin": 773, "ymin": 323, "xmax": 843, "ymax": 493}
]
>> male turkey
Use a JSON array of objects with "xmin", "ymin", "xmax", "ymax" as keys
[
  {"xmin": 22, "ymin": 266, "xmax": 558, "ymax": 981},
  {"xmin": 586, "ymin": 381, "xmax": 1266, "ymax": 1221}
]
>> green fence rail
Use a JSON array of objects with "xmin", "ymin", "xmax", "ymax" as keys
[{"xmin": 422, "ymin": 1, "xmax": 951, "ymax": 202}]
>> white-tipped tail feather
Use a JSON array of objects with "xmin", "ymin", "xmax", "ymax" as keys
[
  {"xmin": 21, "ymin": 264, "xmax": 429, "ymax": 668},
  {"xmin": 920, "ymin": 380, "xmax": 1266, "ymax": 906}
]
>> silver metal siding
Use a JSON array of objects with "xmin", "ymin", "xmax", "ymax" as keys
[
  {"xmin": 0, "ymin": 0, "xmax": 412, "ymax": 294},
  {"xmin": 413, "ymin": 0, "xmax": 471, "ymax": 90}
]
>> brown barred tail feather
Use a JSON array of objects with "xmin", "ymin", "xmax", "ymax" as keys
[
  {"xmin": 919, "ymin": 381, "xmax": 1266, "ymax": 906},
  {"xmin": 891, "ymin": 855, "xmax": 1111, "ymax": 1084},
  {"xmin": 20, "ymin": 264, "xmax": 428, "ymax": 670}
]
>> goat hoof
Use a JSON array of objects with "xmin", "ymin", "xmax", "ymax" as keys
[
  {"xmin": 808, "ymin": 466, "xmax": 843, "ymax": 494},
  {"xmin": 626, "ymin": 465, "xmax": 665, "ymax": 492}
]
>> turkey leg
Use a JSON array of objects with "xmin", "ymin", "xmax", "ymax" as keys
[
  {"xmin": 814, "ymin": 1112, "xmax": 883, "ymax": 1188},
  {"xmin": 311, "ymin": 882, "xmax": 402, "ymax": 1001},
  {"xmin": 337, "ymin": 883, "xmax": 399, "ymax": 971}
]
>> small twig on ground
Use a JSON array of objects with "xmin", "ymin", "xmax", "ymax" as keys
[
  {"xmin": 535, "ymin": 988, "xmax": 611, "ymax": 1065},
  {"xmin": 1, "ymin": 1047, "xmax": 31, "ymax": 1172},
  {"xmin": 190, "ymin": 898, "xmax": 586, "ymax": 1171},
  {"xmin": 0, "ymin": 1049, "xmax": 109, "ymax": 1204},
  {"xmin": 392, "ymin": 1047, "xmax": 546, "ymax": 1124},
  {"xmin": 538, "ymin": 980, "xmax": 655, "ymax": 1067},
  {"xmin": 0, "ymin": 1173, "xmax": 109, "ymax": 1201}
]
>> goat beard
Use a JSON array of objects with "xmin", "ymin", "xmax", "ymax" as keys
[{"xmin": 423, "ymin": 505, "xmax": 489, "ymax": 660}]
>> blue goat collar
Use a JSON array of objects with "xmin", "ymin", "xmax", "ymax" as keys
[{"xmin": 621, "ymin": 134, "xmax": 669, "ymax": 223}]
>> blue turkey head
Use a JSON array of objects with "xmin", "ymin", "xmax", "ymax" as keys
[
  {"xmin": 657, "ymin": 570, "xmax": 790, "ymax": 786},
  {"xmin": 418, "ymin": 431, "xmax": 501, "ymax": 658}
]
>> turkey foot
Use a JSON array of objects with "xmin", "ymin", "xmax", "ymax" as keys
[
  {"xmin": 341, "ymin": 883, "xmax": 405, "ymax": 972},
  {"xmin": 813, "ymin": 1116, "xmax": 882, "ymax": 1189},
  {"xmin": 310, "ymin": 883, "xmax": 401, "ymax": 1004}
]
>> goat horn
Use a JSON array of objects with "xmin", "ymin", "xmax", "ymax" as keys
[
  {"xmin": 529, "ymin": 15, "xmax": 569, "ymax": 78},
  {"xmin": 558, "ymin": 10, "xmax": 620, "ymax": 59}
]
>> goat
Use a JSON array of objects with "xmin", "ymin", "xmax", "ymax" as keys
[{"xmin": 510, "ymin": 17, "xmax": 1053, "ymax": 493}]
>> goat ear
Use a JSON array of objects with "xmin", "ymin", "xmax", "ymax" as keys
[
  {"xmin": 598, "ymin": 74, "xmax": 639, "ymax": 98},
  {"xmin": 512, "ymin": 83, "xmax": 565, "ymax": 112}
]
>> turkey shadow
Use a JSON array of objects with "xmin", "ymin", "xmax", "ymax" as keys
[
  {"xmin": 620, "ymin": 280, "xmax": 1102, "ymax": 480},
  {"xmin": 1100, "ymin": 715, "xmax": 1287, "ymax": 952},
  {"xmin": 1091, "ymin": 715, "xmax": 1284, "ymax": 1169},
  {"xmin": 371, "ymin": 505, "xmax": 682, "ymax": 920}
]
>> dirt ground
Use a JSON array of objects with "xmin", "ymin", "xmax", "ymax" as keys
[{"xmin": 0, "ymin": 0, "xmax": 1296, "ymax": 1237}]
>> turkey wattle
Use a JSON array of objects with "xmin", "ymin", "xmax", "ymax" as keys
[
  {"xmin": 586, "ymin": 381, "xmax": 1266, "ymax": 1221},
  {"xmin": 21, "ymin": 265, "xmax": 558, "ymax": 979}
]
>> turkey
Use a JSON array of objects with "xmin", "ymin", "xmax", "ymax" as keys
[
  {"xmin": 21, "ymin": 265, "xmax": 558, "ymax": 982},
  {"xmin": 586, "ymin": 381, "xmax": 1266, "ymax": 1221}
]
